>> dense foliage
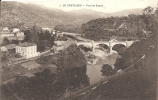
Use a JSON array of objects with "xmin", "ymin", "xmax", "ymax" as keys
[
  {"xmin": 2, "ymin": 44, "xmax": 89, "ymax": 100},
  {"xmin": 56, "ymin": 44, "xmax": 87, "ymax": 72},
  {"xmin": 81, "ymin": 7, "xmax": 157, "ymax": 40},
  {"xmin": 114, "ymin": 6, "xmax": 158, "ymax": 70},
  {"xmin": 23, "ymin": 25, "xmax": 55, "ymax": 52},
  {"xmin": 101, "ymin": 64, "xmax": 115, "ymax": 77},
  {"xmin": 2, "ymin": 68, "xmax": 90, "ymax": 100}
]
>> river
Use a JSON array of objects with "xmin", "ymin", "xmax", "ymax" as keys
[{"xmin": 86, "ymin": 51, "xmax": 119, "ymax": 85}]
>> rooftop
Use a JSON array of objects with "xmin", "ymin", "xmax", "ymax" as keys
[
  {"xmin": 17, "ymin": 42, "xmax": 36, "ymax": 47},
  {"xmin": 4, "ymin": 44, "xmax": 16, "ymax": 49},
  {"xmin": 8, "ymin": 36, "xmax": 24, "ymax": 41},
  {"xmin": 2, "ymin": 30, "xmax": 11, "ymax": 34},
  {"xmin": 12, "ymin": 28, "xmax": 20, "ymax": 33}
]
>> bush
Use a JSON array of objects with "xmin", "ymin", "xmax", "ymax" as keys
[{"xmin": 101, "ymin": 64, "xmax": 115, "ymax": 77}]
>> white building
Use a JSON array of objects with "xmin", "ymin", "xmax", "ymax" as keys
[
  {"xmin": 1, "ymin": 28, "xmax": 24, "ymax": 39},
  {"xmin": 2, "ymin": 27, "xmax": 10, "ymax": 33},
  {"xmin": 1, "ymin": 33, "xmax": 14, "ymax": 38},
  {"xmin": 1, "ymin": 27, "xmax": 14, "ymax": 38},
  {"xmin": 16, "ymin": 42, "xmax": 40, "ymax": 59}
]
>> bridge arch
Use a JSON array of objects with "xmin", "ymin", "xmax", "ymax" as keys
[
  {"xmin": 94, "ymin": 43, "xmax": 110, "ymax": 53},
  {"xmin": 92, "ymin": 42, "xmax": 110, "ymax": 53},
  {"xmin": 76, "ymin": 42, "xmax": 93, "ymax": 47},
  {"xmin": 76, "ymin": 40, "xmax": 134, "ymax": 54},
  {"xmin": 112, "ymin": 44, "xmax": 126, "ymax": 52},
  {"xmin": 96, "ymin": 44, "xmax": 109, "ymax": 49},
  {"xmin": 110, "ymin": 42, "xmax": 127, "ymax": 54},
  {"xmin": 78, "ymin": 44, "xmax": 92, "ymax": 52},
  {"xmin": 111, "ymin": 42, "xmax": 127, "ymax": 48}
]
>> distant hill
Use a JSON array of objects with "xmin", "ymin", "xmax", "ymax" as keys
[
  {"xmin": 68, "ymin": 8, "xmax": 107, "ymax": 16},
  {"xmin": 110, "ymin": 8, "xmax": 143, "ymax": 16},
  {"xmin": 1, "ymin": 1, "xmax": 143, "ymax": 32},
  {"xmin": 1, "ymin": 1, "xmax": 71, "ymax": 28},
  {"xmin": 68, "ymin": 8, "xmax": 143, "ymax": 16}
]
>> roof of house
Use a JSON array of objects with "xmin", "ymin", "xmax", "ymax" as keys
[
  {"xmin": 13, "ymin": 28, "xmax": 20, "ymax": 33},
  {"xmin": 17, "ymin": 42, "xmax": 36, "ymax": 47},
  {"xmin": 2, "ymin": 30, "xmax": 12, "ymax": 34},
  {"xmin": 8, "ymin": 36, "xmax": 17, "ymax": 40},
  {"xmin": 4, "ymin": 44, "xmax": 16, "ymax": 49},
  {"xmin": 8, "ymin": 36, "xmax": 24, "ymax": 41},
  {"xmin": 2, "ymin": 27, "xmax": 10, "ymax": 34},
  {"xmin": 2, "ymin": 27, "xmax": 9, "ymax": 31}
]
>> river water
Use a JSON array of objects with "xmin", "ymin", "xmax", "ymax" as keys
[{"xmin": 86, "ymin": 52, "xmax": 119, "ymax": 85}]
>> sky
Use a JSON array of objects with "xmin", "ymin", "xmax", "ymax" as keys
[{"xmin": 2, "ymin": 0, "xmax": 158, "ymax": 13}]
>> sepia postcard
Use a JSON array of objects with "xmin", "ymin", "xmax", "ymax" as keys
[{"xmin": 0, "ymin": 0, "xmax": 158, "ymax": 100}]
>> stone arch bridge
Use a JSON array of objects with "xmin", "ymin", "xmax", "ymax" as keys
[{"xmin": 76, "ymin": 40, "xmax": 134, "ymax": 54}]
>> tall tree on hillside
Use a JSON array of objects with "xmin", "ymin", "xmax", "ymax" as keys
[
  {"xmin": 30, "ymin": 24, "xmax": 40, "ymax": 43},
  {"xmin": 49, "ymin": 37, "xmax": 55, "ymax": 47},
  {"xmin": 142, "ymin": 6, "xmax": 158, "ymax": 34},
  {"xmin": 24, "ymin": 30, "xmax": 32, "ymax": 42},
  {"xmin": 143, "ymin": 6, "xmax": 154, "ymax": 15},
  {"xmin": 37, "ymin": 41, "xmax": 46, "ymax": 52}
]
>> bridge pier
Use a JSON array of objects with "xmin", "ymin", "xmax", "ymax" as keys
[
  {"xmin": 109, "ymin": 46, "xmax": 112, "ymax": 54},
  {"xmin": 92, "ymin": 41, "xmax": 95, "ymax": 54}
]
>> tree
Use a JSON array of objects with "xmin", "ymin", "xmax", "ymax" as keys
[
  {"xmin": 143, "ymin": 6, "xmax": 154, "ymax": 15},
  {"xmin": 49, "ymin": 37, "xmax": 55, "ymax": 47},
  {"xmin": 2, "ymin": 37, "xmax": 10, "ymax": 46},
  {"xmin": 30, "ymin": 26, "xmax": 39, "ymax": 43},
  {"xmin": 114, "ymin": 58, "xmax": 126, "ymax": 71},
  {"xmin": 37, "ymin": 41, "xmax": 46, "ymax": 52},
  {"xmin": 101, "ymin": 64, "xmax": 115, "ymax": 77},
  {"xmin": 24, "ymin": 30, "xmax": 32, "ymax": 42},
  {"xmin": 142, "ymin": 6, "xmax": 158, "ymax": 34},
  {"xmin": 23, "ymin": 25, "xmax": 40, "ymax": 43}
]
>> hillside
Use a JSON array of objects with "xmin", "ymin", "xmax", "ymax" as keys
[
  {"xmin": 1, "ymin": 2, "xmax": 105, "ymax": 30},
  {"xmin": 82, "ymin": 14, "xmax": 153, "ymax": 40},
  {"xmin": 72, "ymin": 7, "xmax": 158, "ymax": 99},
  {"xmin": 1, "ymin": 1, "xmax": 143, "ymax": 33},
  {"xmin": 1, "ymin": 1, "xmax": 71, "ymax": 28},
  {"xmin": 72, "ymin": 30, "xmax": 158, "ymax": 100}
]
